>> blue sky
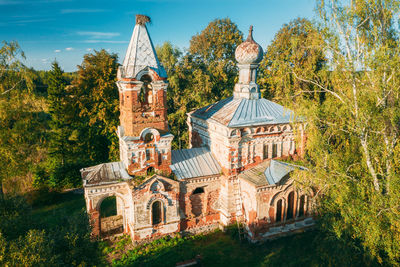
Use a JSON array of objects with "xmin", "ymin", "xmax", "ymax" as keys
[{"xmin": 0, "ymin": 0, "xmax": 316, "ymax": 72}]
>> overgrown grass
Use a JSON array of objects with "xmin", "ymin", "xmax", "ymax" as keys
[
  {"xmin": 14, "ymin": 191, "xmax": 379, "ymax": 267},
  {"xmin": 103, "ymin": 226, "xmax": 379, "ymax": 267},
  {"xmin": 29, "ymin": 190, "xmax": 87, "ymax": 228}
]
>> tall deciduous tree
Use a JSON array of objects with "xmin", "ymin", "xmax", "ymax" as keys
[
  {"xmin": 0, "ymin": 41, "xmax": 45, "ymax": 196},
  {"xmin": 70, "ymin": 49, "xmax": 119, "ymax": 164},
  {"xmin": 294, "ymin": 0, "xmax": 400, "ymax": 264},
  {"xmin": 259, "ymin": 18, "xmax": 327, "ymax": 106},
  {"xmin": 157, "ymin": 19, "xmax": 243, "ymax": 149}
]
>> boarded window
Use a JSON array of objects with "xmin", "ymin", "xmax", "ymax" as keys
[
  {"xmin": 286, "ymin": 192, "xmax": 295, "ymax": 220},
  {"xmin": 298, "ymin": 195, "xmax": 305, "ymax": 217},
  {"xmin": 146, "ymin": 149, "xmax": 151, "ymax": 161},
  {"xmin": 272, "ymin": 143, "xmax": 278, "ymax": 158},
  {"xmin": 152, "ymin": 201, "xmax": 162, "ymax": 225},
  {"xmin": 263, "ymin": 144, "xmax": 269, "ymax": 159},
  {"xmin": 276, "ymin": 199, "xmax": 282, "ymax": 222}
]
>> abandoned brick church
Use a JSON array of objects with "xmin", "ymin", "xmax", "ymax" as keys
[{"xmin": 81, "ymin": 15, "xmax": 314, "ymax": 243}]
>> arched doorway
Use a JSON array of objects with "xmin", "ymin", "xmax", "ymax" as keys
[
  {"xmin": 276, "ymin": 199, "xmax": 282, "ymax": 222},
  {"xmin": 152, "ymin": 201, "xmax": 162, "ymax": 225},
  {"xmin": 286, "ymin": 192, "xmax": 295, "ymax": 220},
  {"xmin": 99, "ymin": 196, "xmax": 124, "ymax": 236},
  {"xmin": 298, "ymin": 195, "xmax": 305, "ymax": 217}
]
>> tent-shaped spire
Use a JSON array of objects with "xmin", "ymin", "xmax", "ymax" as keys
[{"xmin": 121, "ymin": 15, "xmax": 167, "ymax": 79}]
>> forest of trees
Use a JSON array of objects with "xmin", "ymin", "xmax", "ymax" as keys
[{"xmin": 0, "ymin": 0, "xmax": 399, "ymax": 265}]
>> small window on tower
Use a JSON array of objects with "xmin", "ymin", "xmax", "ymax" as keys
[
  {"xmin": 146, "ymin": 149, "xmax": 151, "ymax": 161},
  {"xmin": 140, "ymin": 74, "xmax": 152, "ymax": 104},
  {"xmin": 144, "ymin": 133, "xmax": 154, "ymax": 143}
]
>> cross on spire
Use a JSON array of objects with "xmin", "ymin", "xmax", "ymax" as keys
[{"xmin": 246, "ymin": 25, "xmax": 254, "ymax": 42}]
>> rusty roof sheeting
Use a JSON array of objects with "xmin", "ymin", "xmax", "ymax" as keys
[
  {"xmin": 81, "ymin": 162, "xmax": 132, "ymax": 186},
  {"xmin": 170, "ymin": 147, "xmax": 221, "ymax": 180},
  {"xmin": 191, "ymin": 97, "xmax": 295, "ymax": 127}
]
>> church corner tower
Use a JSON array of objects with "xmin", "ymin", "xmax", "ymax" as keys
[{"xmin": 117, "ymin": 14, "xmax": 173, "ymax": 176}]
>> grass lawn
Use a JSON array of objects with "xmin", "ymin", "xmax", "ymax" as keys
[
  {"xmin": 30, "ymin": 190, "xmax": 87, "ymax": 229},
  {"xmin": 27, "ymin": 191, "xmax": 375, "ymax": 267}
]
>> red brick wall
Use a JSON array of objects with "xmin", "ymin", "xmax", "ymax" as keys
[{"xmin": 120, "ymin": 87, "xmax": 169, "ymax": 137}]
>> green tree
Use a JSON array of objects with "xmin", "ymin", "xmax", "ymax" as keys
[
  {"xmin": 0, "ymin": 41, "xmax": 46, "ymax": 196},
  {"xmin": 42, "ymin": 61, "xmax": 78, "ymax": 188},
  {"xmin": 158, "ymin": 19, "xmax": 243, "ymax": 149},
  {"xmin": 70, "ymin": 49, "xmax": 119, "ymax": 164},
  {"xmin": 295, "ymin": 0, "xmax": 400, "ymax": 264},
  {"xmin": 259, "ymin": 18, "xmax": 327, "ymax": 106}
]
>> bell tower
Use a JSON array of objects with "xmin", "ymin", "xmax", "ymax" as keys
[{"xmin": 117, "ymin": 15, "xmax": 173, "ymax": 176}]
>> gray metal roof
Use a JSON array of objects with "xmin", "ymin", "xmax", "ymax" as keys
[
  {"xmin": 81, "ymin": 162, "xmax": 132, "ymax": 186},
  {"xmin": 122, "ymin": 23, "xmax": 167, "ymax": 78},
  {"xmin": 170, "ymin": 147, "xmax": 222, "ymax": 180},
  {"xmin": 191, "ymin": 97, "xmax": 295, "ymax": 127},
  {"xmin": 264, "ymin": 160, "xmax": 296, "ymax": 185},
  {"xmin": 239, "ymin": 160, "xmax": 300, "ymax": 187}
]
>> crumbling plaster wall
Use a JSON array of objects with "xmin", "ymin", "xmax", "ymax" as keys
[
  {"xmin": 130, "ymin": 176, "xmax": 181, "ymax": 241},
  {"xmin": 179, "ymin": 175, "xmax": 221, "ymax": 232},
  {"xmin": 84, "ymin": 182, "xmax": 133, "ymax": 236}
]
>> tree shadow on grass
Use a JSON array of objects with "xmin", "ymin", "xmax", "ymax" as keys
[{"xmin": 111, "ymin": 228, "xmax": 381, "ymax": 267}]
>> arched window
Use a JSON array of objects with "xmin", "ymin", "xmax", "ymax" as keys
[
  {"xmin": 276, "ymin": 199, "xmax": 282, "ymax": 222},
  {"xmin": 272, "ymin": 143, "xmax": 278, "ymax": 158},
  {"xmin": 298, "ymin": 195, "xmax": 305, "ymax": 217},
  {"xmin": 192, "ymin": 187, "xmax": 204, "ymax": 194},
  {"xmin": 139, "ymin": 74, "xmax": 152, "ymax": 104},
  {"xmin": 147, "ymin": 167, "xmax": 155, "ymax": 176},
  {"xmin": 263, "ymin": 144, "xmax": 269, "ymax": 159},
  {"xmin": 286, "ymin": 192, "xmax": 295, "ymax": 220},
  {"xmin": 144, "ymin": 133, "xmax": 154, "ymax": 143},
  {"xmin": 152, "ymin": 201, "xmax": 162, "ymax": 225}
]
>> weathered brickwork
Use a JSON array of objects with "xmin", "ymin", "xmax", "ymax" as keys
[{"xmin": 82, "ymin": 16, "xmax": 314, "ymax": 245}]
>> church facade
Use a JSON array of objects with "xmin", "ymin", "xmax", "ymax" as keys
[{"xmin": 81, "ymin": 15, "xmax": 314, "ymax": 243}]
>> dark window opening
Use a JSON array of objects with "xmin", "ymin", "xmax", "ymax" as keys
[
  {"xmin": 272, "ymin": 143, "xmax": 278, "ymax": 158},
  {"xmin": 298, "ymin": 195, "xmax": 305, "ymax": 217},
  {"xmin": 276, "ymin": 199, "xmax": 282, "ymax": 222},
  {"xmin": 146, "ymin": 149, "xmax": 151, "ymax": 161},
  {"xmin": 193, "ymin": 187, "xmax": 204, "ymax": 194},
  {"xmin": 144, "ymin": 133, "xmax": 154, "ymax": 143},
  {"xmin": 139, "ymin": 74, "xmax": 152, "ymax": 104},
  {"xmin": 147, "ymin": 167, "xmax": 155, "ymax": 176},
  {"xmin": 287, "ymin": 192, "xmax": 295, "ymax": 220},
  {"xmin": 152, "ymin": 201, "xmax": 162, "ymax": 225},
  {"xmin": 263, "ymin": 144, "xmax": 269, "ymax": 159},
  {"xmin": 240, "ymin": 129, "xmax": 249, "ymax": 137}
]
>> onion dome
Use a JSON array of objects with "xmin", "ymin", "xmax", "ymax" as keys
[{"xmin": 235, "ymin": 26, "xmax": 263, "ymax": 64}]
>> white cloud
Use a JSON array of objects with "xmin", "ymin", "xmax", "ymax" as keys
[
  {"xmin": 65, "ymin": 47, "xmax": 74, "ymax": 51},
  {"xmin": 54, "ymin": 49, "xmax": 61, "ymax": 53},
  {"xmin": 61, "ymin": 9, "xmax": 106, "ymax": 14},
  {"xmin": 77, "ymin": 31, "xmax": 120, "ymax": 39},
  {"xmin": 106, "ymin": 49, "xmax": 111, "ymax": 52},
  {"xmin": 86, "ymin": 48, "xmax": 92, "ymax": 52},
  {"xmin": 82, "ymin": 40, "xmax": 128, "ymax": 44}
]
